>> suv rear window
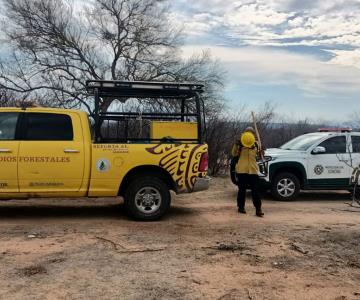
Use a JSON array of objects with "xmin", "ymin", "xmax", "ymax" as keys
[
  {"xmin": 352, "ymin": 136, "xmax": 360, "ymax": 153},
  {"xmin": 0, "ymin": 112, "xmax": 19, "ymax": 140},
  {"xmin": 318, "ymin": 136, "xmax": 347, "ymax": 154},
  {"xmin": 24, "ymin": 113, "xmax": 73, "ymax": 141}
]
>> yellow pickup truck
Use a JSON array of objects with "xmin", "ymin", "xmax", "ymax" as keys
[{"xmin": 0, "ymin": 81, "xmax": 209, "ymax": 220}]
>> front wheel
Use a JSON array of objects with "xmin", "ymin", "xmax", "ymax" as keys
[
  {"xmin": 271, "ymin": 172, "xmax": 300, "ymax": 201},
  {"xmin": 124, "ymin": 176, "xmax": 171, "ymax": 221}
]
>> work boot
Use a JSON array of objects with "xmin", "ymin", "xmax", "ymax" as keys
[
  {"xmin": 238, "ymin": 208, "xmax": 247, "ymax": 214},
  {"xmin": 256, "ymin": 210, "xmax": 264, "ymax": 217}
]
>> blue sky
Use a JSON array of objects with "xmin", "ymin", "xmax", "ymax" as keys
[{"xmin": 170, "ymin": 0, "xmax": 360, "ymax": 122}]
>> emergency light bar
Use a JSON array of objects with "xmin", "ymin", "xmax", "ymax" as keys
[{"xmin": 318, "ymin": 128, "xmax": 352, "ymax": 133}]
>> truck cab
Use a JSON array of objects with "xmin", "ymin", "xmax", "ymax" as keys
[
  {"xmin": 0, "ymin": 107, "xmax": 91, "ymax": 197},
  {"xmin": 0, "ymin": 81, "xmax": 210, "ymax": 220}
]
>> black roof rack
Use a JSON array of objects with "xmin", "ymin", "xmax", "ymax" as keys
[
  {"xmin": 88, "ymin": 80, "xmax": 206, "ymax": 143},
  {"xmin": 86, "ymin": 80, "xmax": 204, "ymax": 99}
]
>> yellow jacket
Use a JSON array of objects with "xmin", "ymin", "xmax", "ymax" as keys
[{"xmin": 231, "ymin": 142, "xmax": 259, "ymax": 175}]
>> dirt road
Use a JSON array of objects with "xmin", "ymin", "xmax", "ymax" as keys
[{"xmin": 0, "ymin": 177, "xmax": 359, "ymax": 300}]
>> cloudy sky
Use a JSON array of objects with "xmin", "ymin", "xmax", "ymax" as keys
[{"xmin": 170, "ymin": 0, "xmax": 360, "ymax": 121}]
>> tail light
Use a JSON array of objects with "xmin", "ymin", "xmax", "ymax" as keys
[{"xmin": 199, "ymin": 152, "xmax": 209, "ymax": 172}]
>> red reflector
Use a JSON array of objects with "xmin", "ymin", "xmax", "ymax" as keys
[{"xmin": 199, "ymin": 152, "xmax": 209, "ymax": 172}]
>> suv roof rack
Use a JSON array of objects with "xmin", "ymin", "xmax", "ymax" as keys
[
  {"xmin": 86, "ymin": 80, "xmax": 204, "ymax": 99},
  {"xmin": 318, "ymin": 128, "xmax": 352, "ymax": 133}
]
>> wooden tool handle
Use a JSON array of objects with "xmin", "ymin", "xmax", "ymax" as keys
[{"xmin": 251, "ymin": 112, "xmax": 264, "ymax": 159}]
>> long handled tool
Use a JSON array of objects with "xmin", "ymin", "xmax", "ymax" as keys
[
  {"xmin": 251, "ymin": 112, "xmax": 263, "ymax": 157},
  {"xmin": 251, "ymin": 112, "xmax": 269, "ymax": 175}
]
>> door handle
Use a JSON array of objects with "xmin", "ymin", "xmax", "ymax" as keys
[
  {"xmin": 64, "ymin": 149, "xmax": 80, "ymax": 153},
  {"xmin": 0, "ymin": 149, "xmax": 12, "ymax": 153}
]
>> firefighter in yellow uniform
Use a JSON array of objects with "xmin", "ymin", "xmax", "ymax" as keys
[{"xmin": 231, "ymin": 127, "xmax": 264, "ymax": 217}]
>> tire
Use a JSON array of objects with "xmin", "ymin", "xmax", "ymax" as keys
[
  {"xmin": 271, "ymin": 172, "xmax": 300, "ymax": 201},
  {"xmin": 124, "ymin": 176, "xmax": 171, "ymax": 221}
]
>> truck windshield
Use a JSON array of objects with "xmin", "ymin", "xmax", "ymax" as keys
[{"xmin": 280, "ymin": 134, "xmax": 325, "ymax": 151}]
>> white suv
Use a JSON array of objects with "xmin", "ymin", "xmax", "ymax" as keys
[{"xmin": 260, "ymin": 130, "xmax": 360, "ymax": 200}]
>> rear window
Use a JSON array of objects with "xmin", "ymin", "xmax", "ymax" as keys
[
  {"xmin": 0, "ymin": 112, "xmax": 19, "ymax": 140},
  {"xmin": 24, "ymin": 113, "xmax": 73, "ymax": 141},
  {"xmin": 352, "ymin": 136, "xmax": 360, "ymax": 153}
]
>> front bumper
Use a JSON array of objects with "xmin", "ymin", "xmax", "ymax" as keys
[
  {"xmin": 259, "ymin": 177, "xmax": 271, "ymax": 191},
  {"xmin": 193, "ymin": 176, "xmax": 211, "ymax": 192}
]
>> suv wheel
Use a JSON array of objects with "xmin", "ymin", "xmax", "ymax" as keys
[
  {"xmin": 271, "ymin": 172, "xmax": 300, "ymax": 201},
  {"xmin": 124, "ymin": 176, "xmax": 171, "ymax": 221}
]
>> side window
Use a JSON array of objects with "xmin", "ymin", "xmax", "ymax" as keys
[
  {"xmin": 352, "ymin": 136, "xmax": 360, "ymax": 153},
  {"xmin": 24, "ymin": 113, "xmax": 73, "ymax": 141},
  {"xmin": 0, "ymin": 113, "xmax": 19, "ymax": 140},
  {"xmin": 318, "ymin": 136, "xmax": 346, "ymax": 154}
]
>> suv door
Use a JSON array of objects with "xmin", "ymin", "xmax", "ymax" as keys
[
  {"xmin": 18, "ymin": 112, "xmax": 85, "ymax": 193},
  {"xmin": 0, "ymin": 112, "xmax": 20, "ymax": 193},
  {"xmin": 307, "ymin": 135, "xmax": 351, "ymax": 188}
]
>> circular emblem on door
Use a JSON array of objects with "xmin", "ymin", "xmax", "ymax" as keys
[
  {"xmin": 314, "ymin": 165, "xmax": 324, "ymax": 175},
  {"xmin": 96, "ymin": 159, "xmax": 110, "ymax": 172}
]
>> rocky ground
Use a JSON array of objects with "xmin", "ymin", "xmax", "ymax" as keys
[{"xmin": 0, "ymin": 177, "xmax": 359, "ymax": 300}]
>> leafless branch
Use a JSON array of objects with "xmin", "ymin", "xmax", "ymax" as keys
[{"xmin": 0, "ymin": 0, "xmax": 224, "ymax": 114}]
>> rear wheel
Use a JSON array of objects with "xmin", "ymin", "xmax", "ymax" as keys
[
  {"xmin": 271, "ymin": 172, "xmax": 300, "ymax": 201},
  {"xmin": 124, "ymin": 176, "xmax": 171, "ymax": 221}
]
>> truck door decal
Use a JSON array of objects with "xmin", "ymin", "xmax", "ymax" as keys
[
  {"xmin": 96, "ymin": 158, "xmax": 111, "ymax": 172},
  {"xmin": 314, "ymin": 165, "xmax": 324, "ymax": 175},
  {"xmin": 146, "ymin": 144, "xmax": 206, "ymax": 192}
]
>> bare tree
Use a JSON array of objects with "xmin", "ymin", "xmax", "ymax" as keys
[
  {"xmin": 205, "ymin": 103, "xmax": 278, "ymax": 176},
  {"xmin": 205, "ymin": 101, "xmax": 342, "ymax": 176},
  {"xmin": 206, "ymin": 114, "xmax": 241, "ymax": 176},
  {"xmin": 262, "ymin": 117, "xmax": 324, "ymax": 149},
  {"xmin": 0, "ymin": 0, "xmax": 224, "ymax": 114},
  {"xmin": 348, "ymin": 111, "xmax": 360, "ymax": 130},
  {"xmin": 0, "ymin": 87, "xmax": 28, "ymax": 107}
]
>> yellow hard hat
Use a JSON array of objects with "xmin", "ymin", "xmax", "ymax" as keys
[{"xmin": 241, "ymin": 132, "xmax": 255, "ymax": 148}]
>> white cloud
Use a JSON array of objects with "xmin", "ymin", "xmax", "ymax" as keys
[
  {"xmin": 173, "ymin": 0, "xmax": 360, "ymax": 69},
  {"xmin": 288, "ymin": 16, "xmax": 304, "ymax": 27},
  {"xmin": 328, "ymin": 49, "xmax": 360, "ymax": 69},
  {"xmin": 182, "ymin": 45, "xmax": 360, "ymax": 97},
  {"xmin": 225, "ymin": 3, "xmax": 291, "ymax": 26},
  {"xmin": 168, "ymin": 11, "xmax": 221, "ymax": 37}
]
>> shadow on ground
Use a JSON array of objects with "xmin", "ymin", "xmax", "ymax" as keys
[
  {"xmin": 254, "ymin": 191, "xmax": 352, "ymax": 202},
  {"xmin": 0, "ymin": 202, "xmax": 196, "ymax": 220}
]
